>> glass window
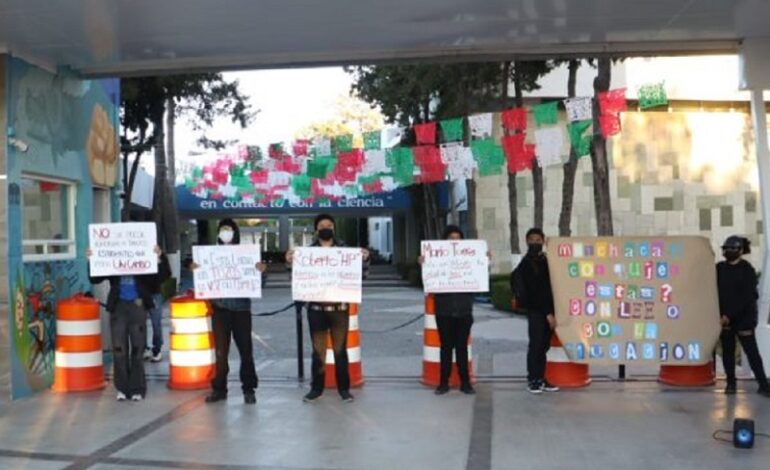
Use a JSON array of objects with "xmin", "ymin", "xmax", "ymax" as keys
[{"xmin": 21, "ymin": 176, "xmax": 76, "ymax": 260}]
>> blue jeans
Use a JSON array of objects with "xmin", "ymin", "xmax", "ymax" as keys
[{"xmin": 148, "ymin": 294, "xmax": 164, "ymax": 355}]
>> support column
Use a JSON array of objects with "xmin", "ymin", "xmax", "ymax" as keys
[{"xmin": 278, "ymin": 215, "xmax": 290, "ymax": 252}]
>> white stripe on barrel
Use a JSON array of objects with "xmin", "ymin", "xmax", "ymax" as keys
[
  {"xmin": 56, "ymin": 319, "xmax": 101, "ymax": 336},
  {"xmin": 326, "ymin": 346, "xmax": 362, "ymax": 364},
  {"xmin": 171, "ymin": 317, "xmax": 212, "ymax": 335},
  {"xmin": 170, "ymin": 349, "xmax": 216, "ymax": 367},
  {"xmin": 55, "ymin": 351, "xmax": 103, "ymax": 368}
]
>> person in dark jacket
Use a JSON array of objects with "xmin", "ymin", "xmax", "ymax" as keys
[
  {"xmin": 716, "ymin": 235, "xmax": 770, "ymax": 397},
  {"xmin": 195, "ymin": 219, "xmax": 266, "ymax": 405},
  {"xmin": 285, "ymin": 213, "xmax": 369, "ymax": 403},
  {"xmin": 88, "ymin": 239, "xmax": 171, "ymax": 402},
  {"xmin": 419, "ymin": 225, "xmax": 480, "ymax": 395},
  {"xmin": 512, "ymin": 227, "xmax": 559, "ymax": 394}
]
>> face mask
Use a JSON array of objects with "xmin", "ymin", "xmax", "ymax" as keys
[
  {"xmin": 219, "ymin": 230, "xmax": 234, "ymax": 244},
  {"xmin": 723, "ymin": 250, "xmax": 740, "ymax": 262},
  {"xmin": 527, "ymin": 243, "xmax": 543, "ymax": 255},
  {"xmin": 317, "ymin": 228, "xmax": 334, "ymax": 241}
]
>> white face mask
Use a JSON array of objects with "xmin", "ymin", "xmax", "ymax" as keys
[{"xmin": 219, "ymin": 230, "xmax": 234, "ymax": 244}]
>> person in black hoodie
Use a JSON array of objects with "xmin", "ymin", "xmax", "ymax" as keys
[
  {"xmin": 716, "ymin": 235, "xmax": 770, "ymax": 397},
  {"xmin": 419, "ymin": 225, "xmax": 480, "ymax": 395},
  {"xmin": 88, "ymin": 226, "xmax": 171, "ymax": 402},
  {"xmin": 192, "ymin": 218, "xmax": 266, "ymax": 405},
  {"xmin": 512, "ymin": 227, "xmax": 559, "ymax": 394},
  {"xmin": 285, "ymin": 213, "xmax": 369, "ymax": 403}
]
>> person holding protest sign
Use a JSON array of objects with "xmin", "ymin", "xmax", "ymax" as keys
[
  {"xmin": 192, "ymin": 218, "xmax": 267, "ymax": 405},
  {"xmin": 512, "ymin": 228, "xmax": 560, "ymax": 395},
  {"xmin": 716, "ymin": 235, "xmax": 770, "ymax": 397},
  {"xmin": 285, "ymin": 213, "xmax": 369, "ymax": 403},
  {"xmin": 418, "ymin": 225, "xmax": 484, "ymax": 395},
  {"xmin": 87, "ymin": 238, "xmax": 171, "ymax": 402}
]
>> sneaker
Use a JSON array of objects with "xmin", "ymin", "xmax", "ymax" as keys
[
  {"xmin": 460, "ymin": 384, "xmax": 476, "ymax": 395},
  {"xmin": 131, "ymin": 394, "xmax": 143, "ymax": 402},
  {"xmin": 142, "ymin": 349, "xmax": 153, "ymax": 361},
  {"xmin": 205, "ymin": 392, "xmax": 228, "ymax": 403},
  {"xmin": 116, "ymin": 392, "xmax": 127, "ymax": 401},
  {"xmin": 434, "ymin": 385, "xmax": 450, "ymax": 395},
  {"xmin": 527, "ymin": 381, "xmax": 543, "ymax": 394},
  {"xmin": 303, "ymin": 389, "xmax": 323, "ymax": 403},
  {"xmin": 150, "ymin": 351, "xmax": 163, "ymax": 363},
  {"xmin": 725, "ymin": 383, "xmax": 737, "ymax": 395},
  {"xmin": 541, "ymin": 381, "xmax": 560, "ymax": 392},
  {"xmin": 339, "ymin": 390, "xmax": 355, "ymax": 402},
  {"xmin": 244, "ymin": 392, "xmax": 257, "ymax": 405}
]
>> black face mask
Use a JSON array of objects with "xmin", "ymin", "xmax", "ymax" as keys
[
  {"xmin": 527, "ymin": 243, "xmax": 543, "ymax": 255},
  {"xmin": 723, "ymin": 250, "xmax": 741, "ymax": 262},
  {"xmin": 317, "ymin": 228, "xmax": 334, "ymax": 241}
]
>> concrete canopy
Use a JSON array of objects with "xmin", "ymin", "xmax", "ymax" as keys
[{"xmin": 1, "ymin": 0, "xmax": 770, "ymax": 77}]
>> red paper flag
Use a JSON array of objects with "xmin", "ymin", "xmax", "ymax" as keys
[
  {"xmin": 414, "ymin": 122, "xmax": 437, "ymax": 145},
  {"xmin": 413, "ymin": 145, "xmax": 442, "ymax": 166},
  {"xmin": 599, "ymin": 88, "xmax": 627, "ymax": 115},
  {"xmin": 338, "ymin": 149, "xmax": 365, "ymax": 168},
  {"xmin": 502, "ymin": 134, "xmax": 535, "ymax": 173},
  {"xmin": 501, "ymin": 107, "xmax": 528, "ymax": 131},
  {"xmin": 418, "ymin": 161, "xmax": 447, "ymax": 183},
  {"xmin": 363, "ymin": 181, "xmax": 384, "ymax": 194},
  {"xmin": 599, "ymin": 113, "xmax": 622, "ymax": 137},
  {"xmin": 292, "ymin": 140, "xmax": 310, "ymax": 157}
]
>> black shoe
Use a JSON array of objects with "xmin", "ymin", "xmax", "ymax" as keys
[
  {"xmin": 527, "ymin": 380, "xmax": 543, "ymax": 395},
  {"xmin": 244, "ymin": 392, "xmax": 256, "ymax": 405},
  {"xmin": 434, "ymin": 385, "xmax": 450, "ymax": 395},
  {"xmin": 541, "ymin": 380, "xmax": 560, "ymax": 392},
  {"xmin": 724, "ymin": 383, "xmax": 737, "ymax": 395},
  {"xmin": 205, "ymin": 392, "xmax": 227, "ymax": 403},
  {"xmin": 460, "ymin": 384, "xmax": 476, "ymax": 395},
  {"xmin": 303, "ymin": 389, "xmax": 323, "ymax": 403},
  {"xmin": 339, "ymin": 390, "xmax": 355, "ymax": 402}
]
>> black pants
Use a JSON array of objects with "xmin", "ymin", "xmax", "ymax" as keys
[
  {"xmin": 527, "ymin": 312, "xmax": 552, "ymax": 382},
  {"xmin": 435, "ymin": 315, "xmax": 473, "ymax": 387},
  {"xmin": 308, "ymin": 306, "xmax": 350, "ymax": 393},
  {"xmin": 720, "ymin": 327, "xmax": 769, "ymax": 389},
  {"xmin": 211, "ymin": 306, "xmax": 258, "ymax": 394},
  {"xmin": 110, "ymin": 301, "xmax": 147, "ymax": 396}
]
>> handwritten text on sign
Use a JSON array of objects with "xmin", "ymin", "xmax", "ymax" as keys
[
  {"xmin": 291, "ymin": 247, "xmax": 362, "ymax": 303},
  {"xmin": 421, "ymin": 240, "xmax": 489, "ymax": 293},
  {"xmin": 193, "ymin": 245, "xmax": 262, "ymax": 299},
  {"xmin": 89, "ymin": 223, "xmax": 158, "ymax": 277}
]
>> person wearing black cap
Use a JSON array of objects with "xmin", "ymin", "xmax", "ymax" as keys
[
  {"xmin": 193, "ymin": 219, "xmax": 266, "ymax": 405},
  {"xmin": 512, "ymin": 227, "xmax": 560, "ymax": 395},
  {"xmin": 716, "ymin": 235, "xmax": 770, "ymax": 397},
  {"xmin": 418, "ymin": 225, "xmax": 481, "ymax": 395},
  {"xmin": 285, "ymin": 213, "xmax": 369, "ymax": 403}
]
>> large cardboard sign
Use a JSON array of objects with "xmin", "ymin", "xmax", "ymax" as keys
[
  {"xmin": 192, "ymin": 245, "xmax": 262, "ymax": 299},
  {"xmin": 547, "ymin": 236, "xmax": 720, "ymax": 365},
  {"xmin": 291, "ymin": 247, "xmax": 362, "ymax": 303},
  {"xmin": 88, "ymin": 223, "xmax": 157, "ymax": 277},
  {"xmin": 421, "ymin": 240, "xmax": 489, "ymax": 293}
]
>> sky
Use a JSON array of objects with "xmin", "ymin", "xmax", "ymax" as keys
[{"xmin": 175, "ymin": 67, "xmax": 354, "ymax": 161}]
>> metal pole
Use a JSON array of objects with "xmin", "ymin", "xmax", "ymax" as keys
[{"xmin": 295, "ymin": 301, "xmax": 304, "ymax": 382}]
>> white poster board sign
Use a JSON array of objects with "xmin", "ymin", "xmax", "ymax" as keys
[
  {"xmin": 89, "ymin": 223, "xmax": 157, "ymax": 277},
  {"xmin": 192, "ymin": 245, "xmax": 262, "ymax": 299},
  {"xmin": 291, "ymin": 247, "xmax": 363, "ymax": 303},
  {"xmin": 421, "ymin": 240, "xmax": 489, "ymax": 293}
]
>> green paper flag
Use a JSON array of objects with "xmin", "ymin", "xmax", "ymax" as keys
[
  {"xmin": 363, "ymin": 131, "xmax": 381, "ymax": 150},
  {"xmin": 568, "ymin": 120, "xmax": 592, "ymax": 157},
  {"xmin": 470, "ymin": 138, "xmax": 505, "ymax": 177},
  {"xmin": 533, "ymin": 102, "xmax": 559, "ymax": 126},
  {"xmin": 291, "ymin": 175, "xmax": 312, "ymax": 198},
  {"xmin": 334, "ymin": 134, "xmax": 354, "ymax": 153},
  {"xmin": 638, "ymin": 83, "xmax": 668, "ymax": 110},
  {"xmin": 387, "ymin": 147, "xmax": 415, "ymax": 186},
  {"xmin": 307, "ymin": 159, "xmax": 332, "ymax": 179},
  {"xmin": 440, "ymin": 118, "xmax": 464, "ymax": 142}
]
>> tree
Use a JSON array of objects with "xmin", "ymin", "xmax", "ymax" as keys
[
  {"xmin": 295, "ymin": 94, "xmax": 383, "ymax": 140},
  {"xmin": 121, "ymin": 74, "xmax": 254, "ymax": 255},
  {"xmin": 591, "ymin": 58, "xmax": 614, "ymax": 235},
  {"xmin": 558, "ymin": 60, "xmax": 582, "ymax": 236}
]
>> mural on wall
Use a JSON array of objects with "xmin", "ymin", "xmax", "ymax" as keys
[{"xmin": 5, "ymin": 57, "xmax": 119, "ymax": 398}]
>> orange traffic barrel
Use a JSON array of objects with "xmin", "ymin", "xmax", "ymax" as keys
[
  {"xmin": 325, "ymin": 303, "xmax": 365, "ymax": 389},
  {"xmin": 658, "ymin": 362, "xmax": 715, "ymax": 387},
  {"xmin": 545, "ymin": 334, "xmax": 591, "ymax": 388},
  {"xmin": 168, "ymin": 294, "xmax": 215, "ymax": 390},
  {"xmin": 421, "ymin": 294, "xmax": 475, "ymax": 387},
  {"xmin": 53, "ymin": 294, "xmax": 105, "ymax": 392}
]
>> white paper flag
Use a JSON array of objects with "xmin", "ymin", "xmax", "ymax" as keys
[
  {"xmin": 534, "ymin": 127, "xmax": 565, "ymax": 167},
  {"xmin": 362, "ymin": 149, "xmax": 388, "ymax": 175},
  {"xmin": 441, "ymin": 143, "xmax": 476, "ymax": 181},
  {"xmin": 314, "ymin": 138, "xmax": 331, "ymax": 156},
  {"xmin": 469, "ymin": 113, "xmax": 493, "ymax": 139},
  {"xmin": 380, "ymin": 176, "xmax": 399, "ymax": 192},
  {"xmin": 563, "ymin": 97, "xmax": 592, "ymax": 122},
  {"xmin": 268, "ymin": 171, "xmax": 291, "ymax": 187},
  {"xmin": 382, "ymin": 127, "xmax": 405, "ymax": 148}
]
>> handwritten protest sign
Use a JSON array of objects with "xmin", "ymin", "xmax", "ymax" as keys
[
  {"xmin": 192, "ymin": 245, "xmax": 261, "ymax": 299},
  {"xmin": 89, "ymin": 223, "xmax": 157, "ymax": 277},
  {"xmin": 421, "ymin": 240, "xmax": 489, "ymax": 293},
  {"xmin": 291, "ymin": 247, "xmax": 362, "ymax": 303},
  {"xmin": 547, "ymin": 236, "xmax": 721, "ymax": 365}
]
